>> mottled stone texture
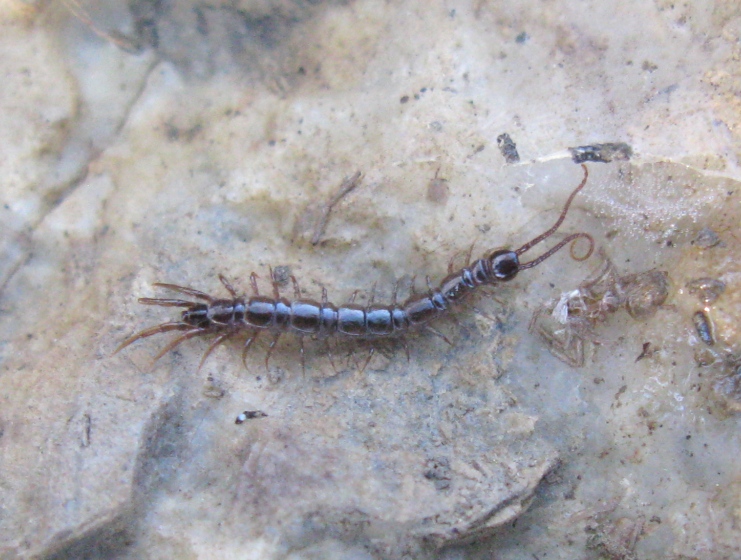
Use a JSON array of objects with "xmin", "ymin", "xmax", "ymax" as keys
[{"xmin": 1, "ymin": 1, "xmax": 740, "ymax": 559}]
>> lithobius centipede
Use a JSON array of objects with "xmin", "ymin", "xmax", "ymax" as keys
[{"xmin": 115, "ymin": 164, "xmax": 595, "ymax": 371}]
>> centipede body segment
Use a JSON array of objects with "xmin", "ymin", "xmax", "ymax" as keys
[{"xmin": 115, "ymin": 164, "xmax": 595, "ymax": 371}]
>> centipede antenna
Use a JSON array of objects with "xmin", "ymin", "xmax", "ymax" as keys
[
  {"xmin": 515, "ymin": 164, "xmax": 589, "ymax": 258},
  {"xmin": 518, "ymin": 232, "xmax": 595, "ymax": 270}
]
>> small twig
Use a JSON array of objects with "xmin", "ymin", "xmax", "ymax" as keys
[
  {"xmin": 311, "ymin": 171, "xmax": 362, "ymax": 245},
  {"xmin": 62, "ymin": 0, "xmax": 142, "ymax": 53}
]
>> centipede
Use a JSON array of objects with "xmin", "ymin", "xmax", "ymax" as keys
[{"xmin": 115, "ymin": 164, "xmax": 595, "ymax": 371}]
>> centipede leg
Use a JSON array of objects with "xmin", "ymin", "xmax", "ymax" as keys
[
  {"xmin": 349, "ymin": 349, "xmax": 362, "ymax": 374},
  {"xmin": 242, "ymin": 331, "xmax": 259, "ymax": 368},
  {"xmin": 299, "ymin": 336, "xmax": 306, "ymax": 376},
  {"xmin": 471, "ymin": 284, "xmax": 506, "ymax": 309},
  {"xmin": 198, "ymin": 331, "xmax": 235, "ymax": 371},
  {"xmin": 269, "ymin": 266, "xmax": 280, "ymax": 299},
  {"xmin": 424, "ymin": 325, "xmax": 453, "ymax": 346},
  {"xmin": 447, "ymin": 242, "xmax": 476, "ymax": 274},
  {"xmin": 425, "ymin": 275, "xmax": 433, "ymax": 293},
  {"xmin": 114, "ymin": 322, "xmax": 192, "ymax": 355},
  {"xmin": 265, "ymin": 333, "xmax": 282, "ymax": 370},
  {"xmin": 400, "ymin": 337, "xmax": 411, "ymax": 362},
  {"xmin": 152, "ymin": 328, "xmax": 209, "ymax": 363},
  {"xmin": 250, "ymin": 273, "xmax": 260, "ymax": 295},
  {"xmin": 153, "ymin": 283, "xmax": 214, "ymax": 302},
  {"xmin": 472, "ymin": 304, "xmax": 496, "ymax": 322},
  {"xmin": 138, "ymin": 298, "xmax": 199, "ymax": 308},
  {"xmin": 391, "ymin": 279, "xmax": 401, "ymax": 306},
  {"xmin": 359, "ymin": 347, "xmax": 375, "ymax": 374},
  {"xmin": 445, "ymin": 310, "xmax": 467, "ymax": 329},
  {"xmin": 464, "ymin": 241, "xmax": 475, "ymax": 266},
  {"xmin": 291, "ymin": 275, "xmax": 301, "ymax": 299},
  {"xmin": 367, "ymin": 283, "xmax": 377, "ymax": 306},
  {"xmin": 348, "ymin": 290, "xmax": 359, "ymax": 304},
  {"xmin": 475, "ymin": 286, "xmax": 494, "ymax": 298},
  {"xmin": 219, "ymin": 274, "xmax": 238, "ymax": 297},
  {"xmin": 324, "ymin": 339, "xmax": 338, "ymax": 374},
  {"xmin": 460, "ymin": 300, "xmax": 495, "ymax": 322}
]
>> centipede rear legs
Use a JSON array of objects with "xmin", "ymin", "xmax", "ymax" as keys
[
  {"xmin": 114, "ymin": 283, "xmax": 214, "ymax": 362},
  {"xmin": 121, "ymin": 271, "xmax": 530, "ymax": 374}
]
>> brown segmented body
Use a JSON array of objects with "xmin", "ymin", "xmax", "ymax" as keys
[{"xmin": 115, "ymin": 165, "xmax": 595, "ymax": 370}]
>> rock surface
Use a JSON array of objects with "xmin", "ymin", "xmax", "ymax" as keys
[{"xmin": 1, "ymin": 1, "xmax": 740, "ymax": 559}]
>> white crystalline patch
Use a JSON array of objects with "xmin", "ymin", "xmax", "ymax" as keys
[{"xmin": 552, "ymin": 290, "xmax": 582, "ymax": 324}]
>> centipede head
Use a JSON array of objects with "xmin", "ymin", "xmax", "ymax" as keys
[
  {"xmin": 488, "ymin": 249, "xmax": 520, "ymax": 281},
  {"xmin": 514, "ymin": 164, "xmax": 595, "ymax": 272}
]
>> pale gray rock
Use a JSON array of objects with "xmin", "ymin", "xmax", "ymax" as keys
[{"xmin": 1, "ymin": 1, "xmax": 740, "ymax": 559}]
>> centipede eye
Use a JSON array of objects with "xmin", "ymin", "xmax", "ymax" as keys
[{"xmin": 489, "ymin": 250, "xmax": 519, "ymax": 281}]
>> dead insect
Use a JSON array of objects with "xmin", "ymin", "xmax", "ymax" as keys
[
  {"xmin": 714, "ymin": 361, "xmax": 741, "ymax": 413},
  {"xmin": 496, "ymin": 133, "xmax": 520, "ymax": 164},
  {"xmin": 235, "ymin": 410, "xmax": 268, "ymax": 424},
  {"xmin": 692, "ymin": 310, "xmax": 715, "ymax": 346},
  {"xmin": 568, "ymin": 142, "xmax": 633, "ymax": 164},
  {"xmin": 686, "ymin": 277, "xmax": 725, "ymax": 305},
  {"xmin": 530, "ymin": 250, "xmax": 669, "ymax": 367}
]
